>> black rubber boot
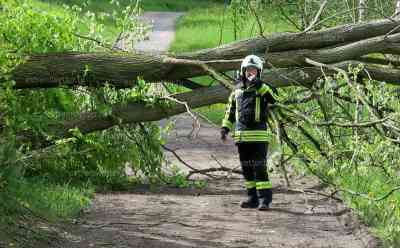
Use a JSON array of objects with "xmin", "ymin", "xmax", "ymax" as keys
[
  {"xmin": 240, "ymin": 187, "xmax": 259, "ymax": 208},
  {"xmin": 258, "ymin": 188, "xmax": 272, "ymax": 211}
]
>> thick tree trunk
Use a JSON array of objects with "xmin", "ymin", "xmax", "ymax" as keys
[
  {"xmin": 266, "ymin": 33, "xmax": 400, "ymax": 67},
  {"xmin": 12, "ymin": 53, "xmax": 241, "ymax": 89},
  {"xmin": 17, "ymin": 60, "xmax": 400, "ymax": 147},
  {"xmin": 178, "ymin": 18, "xmax": 400, "ymax": 60},
  {"xmin": 10, "ymin": 18, "xmax": 400, "ymax": 147},
  {"xmin": 17, "ymin": 85, "xmax": 230, "ymax": 147},
  {"xmin": 11, "ymin": 33, "xmax": 400, "ymax": 89},
  {"xmin": 11, "ymin": 18, "xmax": 400, "ymax": 89},
  {"xmin": 266, "ymin": 61, "xmax": 400, "ymax": 87}
]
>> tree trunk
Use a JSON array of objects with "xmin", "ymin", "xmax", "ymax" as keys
[
  {"xmin": 267, "ymin": 32, "xmax": 400, "ymax": 67},
  {"xmin": 11, "ymin": 32, "xmax": 400, "ymax": 89},
  {"xmin": 9, "ymin": 18, "xmax": 400, "ymax": 147},
  {"xmin": 16, "ymin": 85, "xmax": 230, "ymax": 147},
  {"xmin": 178, "ymin": 18, "xmax": 400, "ymax": 60},
  {"xmin": 16, "ymin": 60, "xmax": 400, "ymax": 148},
  {"xmin": 11, "ymin": 18, "xmax": 400, "ymax": 89}
]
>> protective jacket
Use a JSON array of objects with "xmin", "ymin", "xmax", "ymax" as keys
[{"xmin": 221, "ymin": 79, "xmax": 278, "ymax": 143}]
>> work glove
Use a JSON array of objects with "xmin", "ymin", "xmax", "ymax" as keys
[{"xmin": 220, "ymin": 127, "xmax": 229, "ymax": 142}]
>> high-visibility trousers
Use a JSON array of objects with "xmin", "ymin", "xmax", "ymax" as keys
[{"xmin": 237, "ymin": 142, "xmax": 272, "ymax": 190}]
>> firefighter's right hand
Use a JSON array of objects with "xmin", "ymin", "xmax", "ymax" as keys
[{"xmin": 220, "ymin": 127, "xmax": 229, "ymax": 142}]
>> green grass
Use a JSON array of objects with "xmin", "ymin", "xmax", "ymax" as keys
[
  {"xmin": 39, "ymin": 0, "xmax": 224, "ymax": 12},
  {"xmin": 196, "ymin": 104, "xmax": 226, "ymax": 124},
  {"xmin": 335, "ymin": 166, "xmax": 400, "ymax": 246},
  {"xmin": 15, "ymin": 179, "xmax": 94, "ymax": 220},
  {"xmin": 170, "ymin": 5, "xmax": 294, "ymax": 53},
  {"xmin": 0, "ymin": 175, "xmax": 94, "ymax": 246},
  {"xmin": 141, "ymin": 0, "xmax": 225, "ymax": 11},
  {"xmin": 1, "ymin": 167, "xmax": 93, "ymax": 222}
]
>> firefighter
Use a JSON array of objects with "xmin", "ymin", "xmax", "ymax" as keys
[{"xmin": 220, "ymin": 54, "xmax": 278, "ymax": 210}]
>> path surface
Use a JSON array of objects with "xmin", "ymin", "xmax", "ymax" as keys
[
  {"xmin": 135, "ymin": 12, "xmax": 184, "ymax": 53},
  {"xmin": 59, "ymin": 12, "xmax": 380, "ymax": 248}
]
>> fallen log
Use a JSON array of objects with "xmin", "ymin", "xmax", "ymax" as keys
[
  {"xmin": 16, "ymin": 84, "xmax": 230, "ymax": 147},
  {"xmin": 179, "ymin": 18, "xmax": 400, "ymax": 60},
  {"xmin": 266, "ymin": 33, "xmax": 400, "ymax": 67},
  {"xmin": 10, "ymin": 18, "xmax": 400, "ymax": 89},
  {"xmin": 16, "ymin": 60, "xmax": 400, "ymax": 148}
]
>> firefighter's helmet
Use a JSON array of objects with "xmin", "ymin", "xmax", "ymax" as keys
[{"xmin": 240, "ymin": 55, "xmax": 264, "ymax": 78}]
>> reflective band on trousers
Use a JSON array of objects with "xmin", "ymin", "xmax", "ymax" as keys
[
  {"xmin": 245, "ymin": 181, "xmax": 256, "ymax": 189},
  {"xmin": 256, "ymin": 181, "xmax": 272, "ymax": 190},
  {"xmin": 233, "ymin": 130, "xmax": 270, "ymax": 143}
]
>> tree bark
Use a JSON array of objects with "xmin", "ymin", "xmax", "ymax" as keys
[
  {"xmin": 11, "ymin": 33, "xmax": 400, "ymax": 89},
  {"xmin": 17, "ymin": 60, "xmax": 400, "ymax": 148},
  {"xmin": 9, "ymin": 18, "xmax": 400, "ymax": 147},
  {"xmin": 265, "ymin": 61, "xmax": 400, "ymax": 87},
  {"xmin": 10, "ymin": 18, "xmax": 400, "ymax": 89},
  {"xmin": 266, "ymin": 33, "xmax": 400, "ymax": 67},
  {"xmin": 11, "ymin": 53, "xmax": 241, "ymax": 89},
  {"xmin": 17, "ymin": 85, "xmax": 230, "ymax": 147},
  {"xmin": 178, "ymin": 18, "xmax": 400, "ymax": 60}
]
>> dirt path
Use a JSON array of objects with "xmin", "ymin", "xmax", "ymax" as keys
[
  {"xmin": 59, "ymin": 12, "xmax": 380, "ymax": 248},
  {"xmin": 135, "ymin": 12, "xmax": 184, "ymax": 53}
]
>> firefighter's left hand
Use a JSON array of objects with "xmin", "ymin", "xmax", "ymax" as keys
[{"xmin": 220, "ymin": 127, "xmax": 229, "ymax": 142}]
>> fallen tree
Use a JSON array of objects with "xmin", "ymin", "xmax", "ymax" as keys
[
  {"xmin": 5, "ymin": 17, "xmax": 400, "ymax": 152},
  {"xmin": 12, "ymin": 58, "xmax": 400, "ymax": 149},
  {"xmin": 10, "ymin": 18, "xmax": 400, "ymax": 89},
  {"xmin": 16, "ymin": 85, "xmax": 229, "ymax": 146}
]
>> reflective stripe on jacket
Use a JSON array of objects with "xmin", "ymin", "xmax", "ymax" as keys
[{"xmin": 221, "ymin": 80, "xmax": 278, "ymax": 143}]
